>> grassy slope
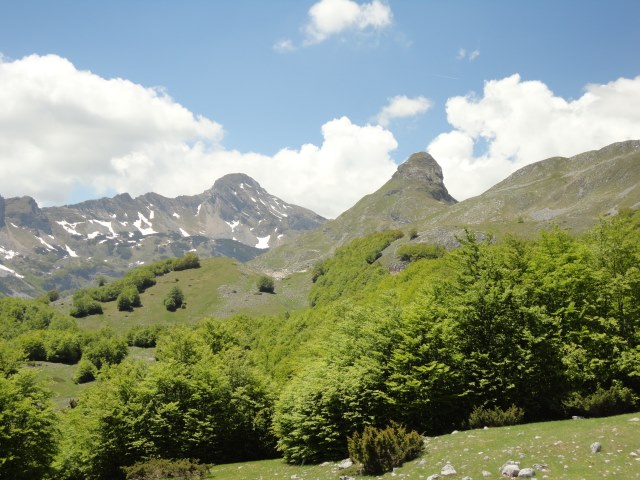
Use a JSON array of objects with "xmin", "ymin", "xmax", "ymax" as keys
[
  {"xmin": 56, "ymin": 257, "xmax": 310, "ymax": 334},
  {"xmin": 206, "ymin": 413, "xmax": 640, "ymax": 479},
  {"xmin": 41, "ymin": 257, "xmax": 311, "ymax": 406}
]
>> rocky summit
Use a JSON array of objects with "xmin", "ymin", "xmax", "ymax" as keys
[{"xmin": 0, "ymin": 173, "xmax": 325, "ymax": 296}]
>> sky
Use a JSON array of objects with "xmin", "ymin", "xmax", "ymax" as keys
[{"xmin": 1, "ymin": 0, "xmax": 639, "ymax": 218}]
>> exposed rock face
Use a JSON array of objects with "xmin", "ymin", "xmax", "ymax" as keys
[
  {"xmin": 0, "ymin": 195, "xmax": 5, "ymax": 228},
  {"xmin": 4, "ymin": 196, "xmax": 51, "ymax": 233},
  {"xmin": 392, "ymin": 152, "xmax": 457, "ymax": 203}
]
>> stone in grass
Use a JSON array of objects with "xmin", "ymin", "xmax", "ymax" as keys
[
  {"xmin": 337, "ymin": 458, "xmax": 353, "ymax": 469},
  {"xmin": 590, "ymin": 442, "xmax": 602, "ymax": 453},
  {"xmin": 482, "ymin": 471, "xmax": 492, "ymax": 478},
  {"xmin": 518, "ymin": 467, "xmax": 536, "ymax": 477},
  {"xmin": 427, "ymin": 475, "xmax": 441, "ymax": 480},
  {"xmin": 339, "ymin": 476, "xmax": 355, "ymax": 480},
  {"xmin": 500, "ymin": 460, "xmax": 520, "ymax": 477},
  {"xmin": 441, "ymin": 462, "xmax": 457, "ymax": 476}
]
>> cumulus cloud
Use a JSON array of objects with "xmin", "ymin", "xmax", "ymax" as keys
[
  {"xmin": 303, "ymin": 0, "xmax": 392, "ymax": 45},
  {"xmin": 273, "ymin": 39, "xmax": 296, "ymax": 53},
  {"xmin": 0, "ymin": 54, "xmax": 398, "ymax": 218},
  {"xmin": 376, "ymin": 95, "xmax": 432, "ymax": 127},
  {"xmin": 428, "ymin": 74, "xmax": 640, "ymax": 200}
]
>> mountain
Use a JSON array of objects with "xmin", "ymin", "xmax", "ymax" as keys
[
  {"xmin": 415, "ymin": 139, "xmax": 640, "ymax": 246},
  {"xmin": 256, "ymin": 140, "xmax": 640, "ymax": 274},
  {"xmin": 0, "ymin": 173, "xmax": 325, "ymax": 296},
  {"xmin": 253, "ymin": 151, "xmax": 458, "ymax": 274}
]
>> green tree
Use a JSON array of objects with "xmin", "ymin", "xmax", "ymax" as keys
[
  {"xmin": 116, "ymin": 285, "xmax": 141, "ymax": 312},
  {"xmin": 0, "ymin": 371, "xmax": 59, "ymax": 479},
  {"xmin": 164, "ymin": 286, "xmax": 185, "ymax": 312}
]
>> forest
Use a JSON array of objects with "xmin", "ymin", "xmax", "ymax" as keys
[{"xmin": 1, "ymin": 210, "xmax": 639, "ymax": 479}]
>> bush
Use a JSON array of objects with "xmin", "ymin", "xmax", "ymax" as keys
[
  {"xmin": 19, "ymin": 330, "xmax": 47, "ymax": 361},
  {"xmin": 563, "ymin": 382, "xmax": 639, "ymax": 417},
  {"xmin": 117, "ymin": 285, "xmax": 141, "ymax": 312},
  {"xmin": 164, "ymin": 286, "xmax": 185, "ymax": 312},
  {"xmin": 257, "ymin": 275, "xmax": 275, "ymax": 293},
  {"xmin": 73, "ymin": 358, "xmax": 97, "ymax": 384},
  {"xmin": 173, "ymin": 252, "xmax": 200, "ymax": 271},
  {"xmin": 397, "ymin": 243, "xmax": 445, "ymax": 262},
  {"xmin": 83, "ymin": 336, "xmax": 128, "ymax": 369},
  {"xmin": 126, "ymin": 325, "xmax": 163, "ymax": 348},
  {"xmin": 44, "ymin": 330, "xmax": 82, "ymax": 364},
  {"xmin": 468, "ymin": 404, "xmax": 526, "ymax": 428},
  {"xmin": 348, "ymin": 423, "xmax": 424, "ymax": 475},
  {"xmin": 122, "ymin": 458, "xmax": 210, "ymax": 480},
  {"xmin": 46, "ymin": 289, "xmax": 60, "ymax": 302},
  {"xmin": 69, "ymin": 294, "xmax": 103, "ymax": 318}
]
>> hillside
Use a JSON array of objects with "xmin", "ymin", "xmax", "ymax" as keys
[{"xmin": 256, "ymin": 140, "xmax": 640, "ymax": 274}]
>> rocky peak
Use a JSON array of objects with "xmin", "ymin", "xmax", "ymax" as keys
[
  {"xmin": 393, "ymin": 152, "xmax": 457, "ymax": 203},
  {"xmin": 4, "ymin": 196, "xmax": 51, "ymax": 233}
]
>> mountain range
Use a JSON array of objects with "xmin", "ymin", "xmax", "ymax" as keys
[{"xmin": 1, "ymin": 140, "xmax": 639, "ymax": 297}]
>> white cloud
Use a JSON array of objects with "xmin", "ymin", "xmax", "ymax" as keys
[
  {"xmin": 303, "ymin": 0, "xmax": 393, "ymax": 45},
  {"xmin": 457, "ymin": 48, "xmax": 480, "ymax": 61},
  {"xmin": 376, "ymin": 95, "xmax": 432, "ymax": 127},
  {"xmin": 273, "ymin": 39, "xmax": 296, "ymax": 53},
  {"xmin": 0, "ymin": 54, "xmax": 398, "ymax": 219},
  {"xmin": 428, "ymin": 74, "xmax": 640, "ymax": 200}
]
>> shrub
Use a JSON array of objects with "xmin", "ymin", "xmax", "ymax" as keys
[
  {"xmin": 46, "ymin": 289, "xmax": 60, "ymax": 302},
  {"xmin": 117, "ymin": 285, "xmax": 141, "ymax": 312},
  {"xmin": 19, "ymin": 330, "xmax": 47, "ymax": 361},
  {"xmin": 122, "ymin": 458, "xmax": 210, "ymax": 480},
  {"xmin": 257, "ymin": 275, "xmax": 275, "ymax": 293},
  {"xmin": 164, "ymin": 286, "xmax": 185, "ymax": 312},
  {"xmin": 69, "ymin": 294, "xmax": 103, "ymax": 318},
  {"xmin": 468, "ymin": 404, "xmax": 526, "ymax": 429},
  {"xmin": 44, "ymin": 330, "xmax": 82, "ymax": 364},
  {"xmin": 126, "ymin": 325, "xmax": 163, "ymax": 348},
  {"xmin": 173, "ymin": 252, "xmax": 200, "ymax": 271},
  {"xmin": 408, "ymin": 228, "xmax": 418, "ymax": 240},
  {"xmin": 563, "ymin": 382, "xmax": 638, "ymax": 417},
  {"xmin": 397, "ymin": 243, "xmax": 445, "ymax": 262},
  {"xmin": 83, "ymin": 336, "xmax": 128, "ymax": 369},
  {"xmin": 348, "ymin": 423, "xmax": 424, "ymax": 475},
  {"xmin": 73, "ymin": 358, "xmax": 97, "ymax": 384}
]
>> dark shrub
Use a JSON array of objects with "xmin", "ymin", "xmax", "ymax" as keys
[
  {"xmin": 397, "ymin": 243, "xmax": 445, "ymax": 262},
  {"xmin": 257, "ymin": 275, "xmax": 275, "ymax": 293},
  {"xmin": 468, "ymin": 404, "xmax": 525, "ymax": 429},
  {"xmin": 69, "ymin": 294, "xmax": 103, "ymax": 318},
  {"xmin": 164, "ymin": 286, "xmax": 185, "ymax": 311},
  {"xmin": 126, "ymin": 325, "xmax": 163, "ymax": 348},
  {"xmin": 73, "ymin": 358, "xmax": 97, "ymax": 384},
  {"xmin": 348, "ymin": 423, "xmax": 424, "ymax": 475},
  {"xmin": 122, "ymin": 458, "xmax": 210, "ymax": 480},
  {"xmin": 83, "ymin": 336, "xmax": 128, "ymax": 369},
  {"xmin": 563, "ymin": 382, "xmax": 638, "ymax": 417},
  {"xmin": 117, "ymin": 285, "xmax": 141, "ymax": 312},
  {"xmin": 173, "ymin": 252, "xmax": 200, "ymax": 271}
]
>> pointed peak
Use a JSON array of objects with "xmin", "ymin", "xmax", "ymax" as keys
[
  {"xmin": 393, "ymin": 152, "xmax": 443, "ymax": 183},
  {"xmin": 213, "ymin": 172, "xmax": 259, "ymax": 188}
]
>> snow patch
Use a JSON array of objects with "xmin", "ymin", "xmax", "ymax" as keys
[
  {"xmin": 10, "ymin": 223, "xmax": 19, "ymax": 228},
  {"xmin": 0, "ymin": 246, "xmax": 18, "ymax": 260},
  {"xmin": 87, "ymin": 231, "xmax": 101, "ymax": 240},
  {"xmin": 0, "ymin": 263, "xmax": 24, "ymax": 279},
  {"xmin": 64, "ymin": 245, "xmax": 78, "ymax": 258},
  {"xmin": 56, "ymin": 220, "xmax": 84, "ymax": 236},
  {"xmin": 255, "ymin": 235, "xmax": 271, "ymax": 249},
  {"xmin": 251, "ymin": 197, "xmax": 256, "ymax": 203},
  {"xmin": 133, "ymin": 212, "xmax": 157, "ymax": 236},
  {"xmin": 240, "ymin": 183, "xmax": 245, "ymax": 189},
  {"xmin": 36, "ymin": 237, "xmax": 55, "ymax": 251},
  {"xmin": 225, "ymin": 220, "xmax": 240, "ymax": 232},
  {"xmin": 147, "ymin": 207, "xmax": 155, "ymax": 219},
  {"xmin": 90, "ymin": 220, "xmax": 117, "ymax": 238},
  {"xmin": 196, "ymin": 203, "xmax": 203, "ymax": 216},
  {"xmin": 172, "ymin": 212, "xmax": 181, "ymax": 219},
  {"xmin": 179, "ymin": 228, "xmax": 190, "ymax": 237},
  {"xmin": 277, "ymin": 234, "xmax": 284, "ymax": 240}
]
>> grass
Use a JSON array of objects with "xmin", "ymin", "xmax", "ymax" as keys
[
  {"xmin": 56, "ymin": 257, "xmax": 311, "ymax": 334},
  {"xmin": 203, "ymin": 413, "xmax": 640, "ymax": 479},
  {"xmin": 26, "ymin": 360, "xmax": 90, "ymax": 409}
]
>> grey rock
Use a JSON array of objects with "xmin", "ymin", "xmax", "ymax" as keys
[
  {"xmin": 590, "ymin": 442, "xmax": 602, "ymax": 453},
  {"xmin": 441, "ymin": 462, "xmax": 457, "ymax": 476},
  {"xmin": 482, "ymin": 471, "xmax": 492, "ymax": 478},
  {"xmin": 518, "ymin": 467, "xmax": 536, "ymax": 477},
  {"xmin": 427, "ymin": 475, "xmax": 441, "ymax": 480},
  {"xmin": 339, "ymin": 476, "xmax": 355, "ymax": 480},
  {"xmin": 337, "ymin": 458, "xmax": 353, "ymax": 469},
  {"xmin": 500, "ymin": 460, "xmax": 520, "ymax": 477}
]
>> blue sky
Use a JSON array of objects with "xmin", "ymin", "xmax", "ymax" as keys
[{"xmin": 1, "ymin": 0, "xmax": 639, "ymax": 217}]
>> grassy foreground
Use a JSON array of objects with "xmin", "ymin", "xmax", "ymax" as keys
[{"xmin": 207, "ymin": 413, "xmax": 640, "ymax": 479}]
